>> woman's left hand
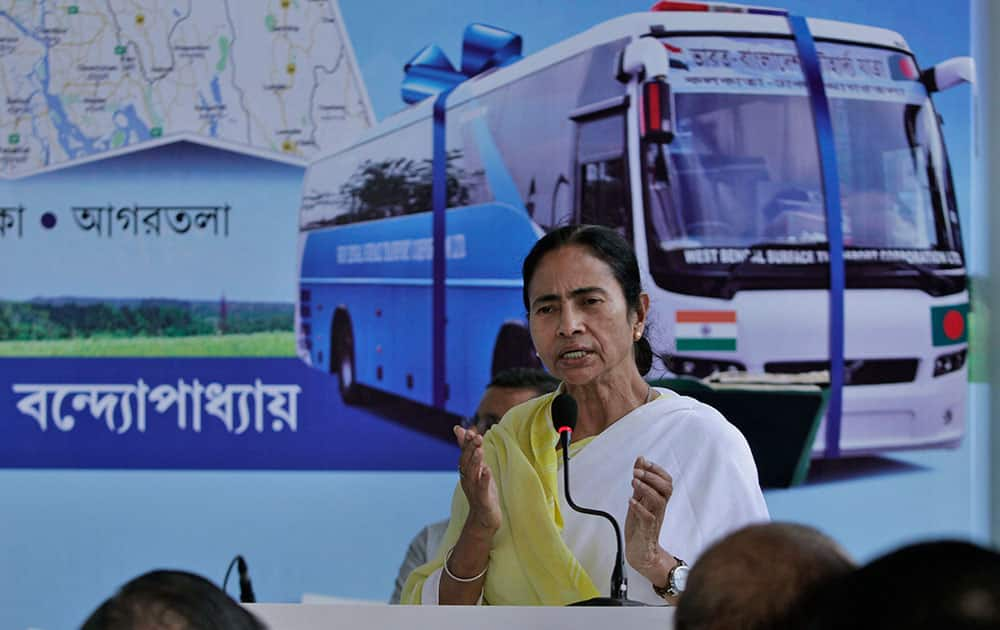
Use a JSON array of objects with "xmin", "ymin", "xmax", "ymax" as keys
[{"xmin": 624, "ymin": 456, "xmax": 673, "ymax": 579}]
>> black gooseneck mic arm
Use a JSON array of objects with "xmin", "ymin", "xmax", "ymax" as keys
[
  {"xmin": 558, "ymin": 426, "xmax": 629, "ymax": 601},
  {"xmin": 552, "ymin": 393, "xmax": 641, "ymax": 606},
  {"xmin": 237, "ymin": 555, "xmax": 256, "ymax": 603},
  {"xmin": 223, "ymin": 554, "xmax": 256, "ymax": 603}
]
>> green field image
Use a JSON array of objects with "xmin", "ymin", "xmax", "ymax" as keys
[
  {"xmin": 0, "ymin": 331, "xmax": 295, "ymax": 357},
  {"xmin": 0, "ymin": 299, "xmax": 295, "ymax": 357}
]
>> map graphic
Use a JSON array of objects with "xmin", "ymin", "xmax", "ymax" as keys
[{"xmin": 0, "ymin": 0, "xmax": 373, "ymax": 178}]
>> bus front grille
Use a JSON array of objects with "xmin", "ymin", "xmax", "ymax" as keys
[{"xmin": 763, "ymin": 359, "xmax": 919, "ymax": 385}]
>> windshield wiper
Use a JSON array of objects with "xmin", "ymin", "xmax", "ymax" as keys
[
  {"xmin": 882, "ymin": 258, "xmax": 963, "ymax": 294},
  {"xmin": 720, "ymin": 247, "xmax": 962, "ymax": 296},
  {"xmin": 745, "ymin": 240, "xmax": 828, "ymax": 250}
]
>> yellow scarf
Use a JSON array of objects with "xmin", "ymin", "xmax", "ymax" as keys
[{"xmin": 400, "ymin": 391, "xmax": 601, "ymax": 605}]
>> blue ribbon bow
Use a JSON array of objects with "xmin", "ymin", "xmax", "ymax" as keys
[{"xmin": 402, "ymin": 23, "xmax": 522, "ymax": 104}]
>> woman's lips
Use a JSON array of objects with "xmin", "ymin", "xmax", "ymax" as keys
[{"xmin": 558, "ymin": 349, "xmax": 593, "ymax": 364}]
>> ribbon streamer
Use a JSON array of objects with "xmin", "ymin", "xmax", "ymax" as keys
[
  {"xmin": 402, "ymin": 23, "xmax": 522, "ymax": 104},
  {"xmin": 789, "ymin": 15, "xmax": 846, "ymax": 458}
]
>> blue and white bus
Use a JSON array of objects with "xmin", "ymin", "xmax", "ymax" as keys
[{"xmin": 297, "ymin": 1, "xmax": 972, "ymax": 457}]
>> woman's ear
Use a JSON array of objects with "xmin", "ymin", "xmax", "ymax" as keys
[
  {"xmin": 638, "ymin": 293, "xmax": 650, "ymax": 326},
  {"xmin": 633, "ymin": 293, "xmax": 651, "ymax": 338}
]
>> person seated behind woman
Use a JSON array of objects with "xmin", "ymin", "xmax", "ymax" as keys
[
  {"xmin": 80, "ymin": 569, "xmax": 266, "ymax": 630},
  {"xmin": 401, "ymin": 224, "xmax": 769, "ymax": 606}
]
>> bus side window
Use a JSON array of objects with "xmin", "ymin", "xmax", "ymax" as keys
[
  {"xmin": 575, "ymin": 114, "xmax": 630, "ymax": 236},
  {"xmin": 580, "ymin": 157, "xmax": 630, "ymax": 236}
]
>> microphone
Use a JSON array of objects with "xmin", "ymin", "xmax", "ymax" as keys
[
  {"xmin": 237, "ymin": 555, "xmax": 256, "ymax": 603},
  {"xmin": 552, "ymin": 393, "xmax": 642, "ymax": 606},
  {"xmin": 552, "ymin": 392, "xmax": 578, "ymax": 451}
]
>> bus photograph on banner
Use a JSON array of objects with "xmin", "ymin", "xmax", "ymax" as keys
[{"xmin": 296, "ymin": 1, "xmax": 973, "ymax": 461}]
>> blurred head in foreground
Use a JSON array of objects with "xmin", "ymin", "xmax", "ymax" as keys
[
  {"xmin": 800, "ymin": 539, "xmax": 1000, "ymax": 630},
  {"xmin": 675, "ymin": 522, "xmax": 855, "ymax": 630},
  {"xmin": 80, "ymin": 569, "xmax": 266, "ymax": 630}
]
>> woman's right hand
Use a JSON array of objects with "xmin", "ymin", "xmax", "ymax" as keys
[
  {"xmin": 454, "ymin": 425, "xmax": 502, "ymax": 534},
  {"xmin": 438, "ymin": 427, "xmax": 499, "ymax": 603}
]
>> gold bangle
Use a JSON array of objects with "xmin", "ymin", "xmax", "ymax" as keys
[{"xmin": 443, "ymin": 547, "xmax": 488, "ymax": 583}]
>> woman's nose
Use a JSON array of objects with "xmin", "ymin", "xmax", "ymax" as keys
[{"xmin": 557, "ymin": 305, "xmax": 583, "ymax": 336}]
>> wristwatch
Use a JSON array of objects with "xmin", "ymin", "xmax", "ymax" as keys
[{"xmin": 654, "ymin": 557, "xmax": 689, "ymax": 599}]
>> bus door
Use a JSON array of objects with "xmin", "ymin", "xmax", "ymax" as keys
[{"xmin": 571, "ymin": 103, "xmax": 631, "ymax": 237}]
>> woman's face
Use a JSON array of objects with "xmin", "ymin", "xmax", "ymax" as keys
[{"xmin": 526, "ymin": 245, "xmax": 646, "ymax": 386}]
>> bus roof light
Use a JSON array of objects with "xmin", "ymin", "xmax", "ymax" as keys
[
  {"xmin": 651, "ymin": 1, "xmax": 710, "ymax": 11},
  {"xmin": 650, "ymin": 0, "xmax": 787, "ymax": 16}
]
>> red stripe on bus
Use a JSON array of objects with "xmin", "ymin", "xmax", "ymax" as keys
[{"xmin": 675, "ymin": 310, "xmax": 737, "ymax": 323}]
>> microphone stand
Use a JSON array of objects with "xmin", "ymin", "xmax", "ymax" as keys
[
  {"xmin": 559, "ymin": 428, "xmax": 644, "ymax": 607},
  {"xmin": 237, "ymin": 555, "xmax": 256, "ymax": 603}
]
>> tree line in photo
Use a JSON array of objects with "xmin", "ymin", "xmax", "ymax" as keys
[
  {"xmin": 0, "ymin": 299, "xmax": 293, "ymax": 341},
  {"xmin": 302, "ymin": 151, "xmax": 479, "ymax": 230}
]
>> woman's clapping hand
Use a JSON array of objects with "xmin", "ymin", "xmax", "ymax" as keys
[
  {"xmin": 625, "ymin": 456, "xmax": 673, "ymax": 578},
  {"xmin": 454, "ymin": 425, "xmax": 502, "ymax": 533}
]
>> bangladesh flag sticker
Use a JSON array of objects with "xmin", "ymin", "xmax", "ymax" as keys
[{"xmin": 930, "ymin": 303, "xmax": 969, "ymax": 346}]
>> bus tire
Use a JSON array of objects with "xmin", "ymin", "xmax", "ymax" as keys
[
  {"xmin": 491, "ymin": 324, "xmax": 542, "ymax": 377},
  {"xmin": 332, "ymin": 309, "xmax": 364, "ymax": 405}
]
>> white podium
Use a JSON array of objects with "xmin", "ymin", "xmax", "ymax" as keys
[{"xmin": 246, "ymin": 603, "xmax": 674, "ymax": 630}]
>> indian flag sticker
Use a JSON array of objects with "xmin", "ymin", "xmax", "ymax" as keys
[
  {"xmin": 675, "ymin": 310, "xmax": 737, "ymax": 352},
  {"xmin": 931, "ymin": 303, "xmax": 969, "ymax": 346}
]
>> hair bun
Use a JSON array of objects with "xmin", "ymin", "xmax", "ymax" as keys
[{"xmin": 635, "ymin": 336, "xmax": 653, "ymax": 376}]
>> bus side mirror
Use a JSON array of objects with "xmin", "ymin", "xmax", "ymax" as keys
[
  {"xmin": 642, "ymin": 80, "xmax": 675, "ymax": 144},
  {"xmin": 920, "ymin": 56, "xmax": 975, "ymax": 93}
]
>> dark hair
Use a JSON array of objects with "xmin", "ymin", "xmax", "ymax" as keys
[
  {"xmin": 797, "ymin": 540, "xmax": 1000, "ymax": 630},
  {"xmin": 521, "ymin": 224, "xmax": 653, "ymax": 375},
  {"xmin": 80, "ymin": 570, "xmax": 267, "ymax": 630},
  {"xmin": 675, "ymin": 522, "xmax": 855, "ymax": 630},
  {"xmin": 488, "ymin": 367, "xmax": 560, "ymax": 395}
]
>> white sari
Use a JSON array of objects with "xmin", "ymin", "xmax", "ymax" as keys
[
  {"xmin": 420, "ymin": 388, "xmax": 769, "ymax": 604},
  {"xmin": 554, "ymin": 387, "xmax": 770, "ymax": 604}
]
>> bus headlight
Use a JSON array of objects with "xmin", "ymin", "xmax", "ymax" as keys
[{"xmin": 933, "ymin": 348, "xmax": 967, "ymax": 377}]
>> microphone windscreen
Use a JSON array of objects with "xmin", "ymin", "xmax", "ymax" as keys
[{"xmin": 551, "ymin": 393, "xmax": 578, "ymax": 431}]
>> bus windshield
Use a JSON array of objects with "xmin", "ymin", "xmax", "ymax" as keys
[{"xmin": 646, "ymin": 37, "xmax": 961, "ymax": 260}]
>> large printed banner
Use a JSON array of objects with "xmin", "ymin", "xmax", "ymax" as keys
[
  {"xmin": 0, "ymin": 1, "xmax": 973, "ymax": 474},
  {"xmin": 0, "ymin": 358, "xmax": 454, "ymax": 469},
  {"xmin": 0, "ymin": 1, "xmax": 390, "ymax": 469}
]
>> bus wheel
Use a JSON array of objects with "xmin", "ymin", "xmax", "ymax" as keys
[
  {"xmin": 491, "ymin": 324, "xmax": 542, "ymax": 376},
  {"xmin": 332, "ymin": 310, "xmax": 364, "ymax": 405}
]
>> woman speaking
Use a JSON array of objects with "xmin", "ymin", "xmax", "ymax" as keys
[{"xmin": 402, "ymin": 225, "xmax": 768, "ymax": 605}]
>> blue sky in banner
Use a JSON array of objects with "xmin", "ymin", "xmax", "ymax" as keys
[{"xmin": 340, "ymin": 0, "xmax": 972, "ymax": 238}]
